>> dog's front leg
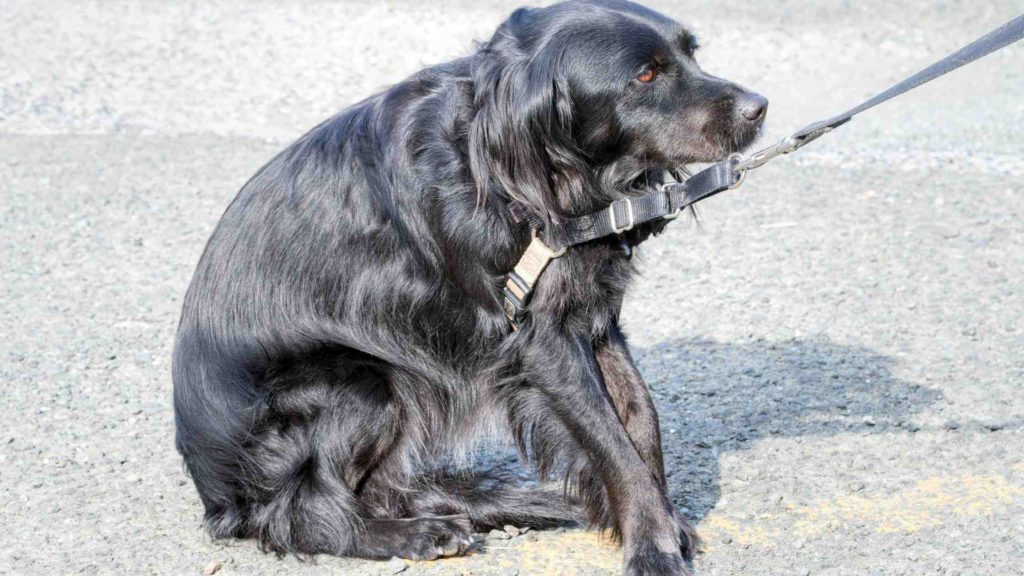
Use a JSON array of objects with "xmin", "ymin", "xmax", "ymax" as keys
[
  {"xmin": 594, "ymin": 324, "xmax": 667, "ymax": 486},
  {"xmin": 521, "ymin": 329, "xmax": 688, "ymax": 576},
  {"xmin": 595, "ymin": 324, "xmax": 698, "ymax": 558}
]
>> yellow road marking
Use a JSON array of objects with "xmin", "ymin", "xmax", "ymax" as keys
[
  {"xmin": 518, "ymin": 531, "xmax": 621, "ymax": 575},
  {"xmin": 702, "ymin": 515, "xmax": 774, "ymax": 546},
  {"xmin": 700, "ymin": 467, "xmax": 1024, "ymax": 549},
  {"xmin": 792, "ymin": 473, "xmax": 1024, "ymax": 535},
  {"xmin": 413, "ymin": 466, "xmax": 1024, "ymax": 570}
]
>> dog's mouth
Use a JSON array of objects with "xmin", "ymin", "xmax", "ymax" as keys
[
  {"xmin": 622, "ymin": 162, "xmax": 692, "ymax": 193},
  {"xmin": 624, "ymin": 131, "xmax": 763, "ymax": 192},
  {"xmin": 673, "ymin": 128, "xmax": 763, "ymax": 181},
  {"xmin": 664, "ymin": 130, "xmax": 763, "ymax": 181},
  {"xmin": 707, "ymin": 127, "xmax": 763, "ymax": 163}
]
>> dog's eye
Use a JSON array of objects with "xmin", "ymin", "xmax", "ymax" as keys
[
  {"xmin": 687, "ymin": 38, "xmax": 701, "ymax": 55},
  {"xmin": 636, "ymin": 65, "xmax": 658, "ymax": 83}
]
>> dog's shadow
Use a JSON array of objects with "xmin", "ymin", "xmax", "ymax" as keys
[{"xmin": 631, "ymin": 336, "xmax": 941, "ymax": 523}]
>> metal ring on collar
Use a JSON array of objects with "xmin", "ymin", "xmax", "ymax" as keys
[
  {"xmin": 661, "ymin": 184, "xmax": 683, "ymax": 220},
  {"xmin": 727, "ymin": 152, "xmax": 748, "ymax": 190}
]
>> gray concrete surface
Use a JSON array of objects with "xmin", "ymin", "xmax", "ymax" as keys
[{"xmin": 2, "ymin": 1, "xmax": 1023, "ymax": 574}]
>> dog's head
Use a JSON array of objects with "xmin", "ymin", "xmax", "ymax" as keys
[{"xmin": 471, "ymin": 0, "xmax": 767, "ymax": 227}]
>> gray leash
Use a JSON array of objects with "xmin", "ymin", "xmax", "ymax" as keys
[{"xmin": 735, "ymin": 12, "xmax": 1024, "ymax": 173}]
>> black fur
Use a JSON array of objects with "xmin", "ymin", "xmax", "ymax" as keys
[{"xmin": 172, "ymin": 1, "xmax": 766, "ymax": 574}]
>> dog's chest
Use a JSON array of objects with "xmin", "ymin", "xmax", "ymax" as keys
[{"xmin": 528, "ymin": 242, "xmax": 635, "ymax": 327}]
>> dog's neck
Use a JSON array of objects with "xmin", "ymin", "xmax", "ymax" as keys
[{"xmin": 514, "ymin": 161, "xmax": 672, "ymax": 220}]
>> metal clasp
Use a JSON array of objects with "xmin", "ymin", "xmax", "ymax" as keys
[
  {"xmin": 661, "ymin": 183, "xmax": 683, "ymax": 220},
  {"xmin": 733, "ymin": 126, "xmax": 836, "ymax": 174},
  {"xmin": 733, "ymin": 136, "xmax": 799, "ymax": 173}
]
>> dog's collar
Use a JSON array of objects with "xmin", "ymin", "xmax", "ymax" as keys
[
  {"xmin": 502, "ymin": 159, "xmax": 742, "ymax": 329},
  {"xmin": 508, "ymin": 159, "xmax": 739, "ymax": 253}
]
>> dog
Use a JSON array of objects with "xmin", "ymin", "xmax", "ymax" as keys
[{"xmin": 172, "ymin": 1, "xmax": 766, "ymax": 574}]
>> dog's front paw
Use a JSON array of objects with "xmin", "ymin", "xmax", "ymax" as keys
[
  {"xmin": 672, "ymin": 510, "xmax": 701, "ymax": 559},
  {"xmin": 395, "ymin": 515, "xmax": 474, "ymax": 560},
  {"xmin": 625, "ymin": 550, "xmax": 691, "ymax": 576}
]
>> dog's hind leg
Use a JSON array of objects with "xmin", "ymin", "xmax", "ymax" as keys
[
  {"xmin": 399, "ymin": 470, "xmax": 583, "ymax": 531},
  {"xmin": 349, "ymin": 516, "xmax": 474, "ymax": 560},
  {"xmin": 231, "ymin": 351, "xmax": 474, "ymax": 560}
]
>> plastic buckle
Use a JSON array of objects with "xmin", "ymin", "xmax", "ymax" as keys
[
  {"xmin": 610, "ymin": 198, "xmax": 636, "ymax": 233},
  {"xmin": 502, "ymin": 272, "xmax": 532, "ymax": 327},
  {"xmin": 502, "ymin": 291, "xmax": 527, "ymax": 327}
]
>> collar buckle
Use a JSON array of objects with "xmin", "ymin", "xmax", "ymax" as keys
[
  {"xmin": 610, "ymin": 198, "xmax": 636, "ymax": 233},
  {"xmin": 502, "ymin": 231, "xmax": 565, "ymax": 330}
]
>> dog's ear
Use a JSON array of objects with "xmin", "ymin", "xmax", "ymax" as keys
[{"xmin": 470, "ymin": 10, "xmax": 591, "ymax": 232}]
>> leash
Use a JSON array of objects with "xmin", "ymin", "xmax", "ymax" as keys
[{"xmin": 503, "ymin": 13, "xmax": 1024, "ymax": 328}]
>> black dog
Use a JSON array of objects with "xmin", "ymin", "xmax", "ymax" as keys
[{"xmin": 173, "ymin": 1, "xmax": 766, "ymax": 574}]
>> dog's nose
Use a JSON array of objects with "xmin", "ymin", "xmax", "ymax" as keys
[{"xmin": 737, "ymin": 93, "xmax": 768, "ymax": 124}]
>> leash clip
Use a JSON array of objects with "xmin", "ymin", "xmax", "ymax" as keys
[
  {"xmin": 734, "ymin": 135, "xmax": 800, "ymax": 173},
  {"xmin": 734, "ymin": 126, "xmax": 837, "ymax": 174}
]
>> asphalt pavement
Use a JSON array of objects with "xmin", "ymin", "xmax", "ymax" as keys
[{"xmin": 2, "ymin": 1, "xmax": 1023, "ymax": 574}]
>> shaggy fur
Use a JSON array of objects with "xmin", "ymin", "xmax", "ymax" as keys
[{"xmin": 172, "ymin": 1, "xmax": 766, "ymax": 574}]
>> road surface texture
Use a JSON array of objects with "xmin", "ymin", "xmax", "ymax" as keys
[{"xmin": 2, "ymin": 1, "xmax": 1023, "ymax": 574}]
